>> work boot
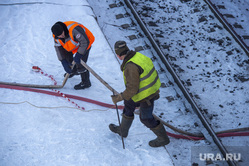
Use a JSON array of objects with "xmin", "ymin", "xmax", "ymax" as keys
[
  {"xmin": 74, "ymin": 71, "xmax": 91, "ymax": 90},
  {"xmin": 74, "ymin": 81, "xmax": 91, "ymax": 90},
  {"xmin": 149, "ymin": 122, "xmax": 170, "ymax": 147},
  {"xmin": 109, "ymin": 115, "xmax": 134, "ymax": 138}
]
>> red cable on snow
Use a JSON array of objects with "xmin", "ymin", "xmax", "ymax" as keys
[
  {"xmin": 1, "ymin": 83, "xmax": 249, "ymax": 141},
  {"xmin": 167, "ymin": 131, "xmax": 249, "ymax": 140},
  {"xmin": 166, "ymin": 132, "xmax": 204, "ymax": 141},
  {"xmin": 217, "ymin": 132, "xmax": 249, "ymax": 138},
  {"xmin": 0, "ymin": 84, "xmax": 124, "ymax": 110}
]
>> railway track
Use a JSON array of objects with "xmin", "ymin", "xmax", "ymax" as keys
[
  {"xmin": 206, "ymin": 0, "xmax": 249, "ymax": 56},
  {"xmin": 88, "ymin": 0, "xmax": 248, "ymax": 165}
]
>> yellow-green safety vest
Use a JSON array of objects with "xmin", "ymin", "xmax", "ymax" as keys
[{"xmin": 123, "ymin": 52, "xmax": 161, "ymax": 102}]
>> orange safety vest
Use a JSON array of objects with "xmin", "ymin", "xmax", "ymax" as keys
[{"xmin": 53, "ymin": 21, "xmax": 95, "ymax": 54}]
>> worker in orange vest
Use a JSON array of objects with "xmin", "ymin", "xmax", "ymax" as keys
[{"xmin": 51, "ymin": 21, "xmax": 95, "ymax": 90}]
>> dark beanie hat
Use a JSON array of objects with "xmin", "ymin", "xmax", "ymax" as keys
[
  {"xmin": 51, "ymin": 23, "xmax": 64, "ymax": 36},
  {"xmin": 114, "ymin": 41, "xmax": 129, "ymax": 56}
]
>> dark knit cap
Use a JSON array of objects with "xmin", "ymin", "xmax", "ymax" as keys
[
  {"xmin": 114, "ymin": 41, "xmax": 129, "ymax": 56},
  {"xmin": 51, "ymin": 23, "xmax": 64, "ymax": 36}
]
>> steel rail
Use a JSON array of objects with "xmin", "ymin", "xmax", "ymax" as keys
[
  {"xmin": 204, "ymin": 0, "xmax": 249, "ymax": 56},
  {"xmin": 123, "ymin": 0, "xmax": 237, "ymax": 166}
]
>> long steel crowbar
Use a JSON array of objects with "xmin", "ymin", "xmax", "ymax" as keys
[{"xmin": 80, "ymin": 60, "xmax": 125, "ymax": 149}]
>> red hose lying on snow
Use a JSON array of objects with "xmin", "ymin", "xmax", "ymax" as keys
[
  {"xmin": 1, "ymin": 84, "xmax": 248, "ymax": 141},
  {"xmin": 0, "ymin": 84, "xmax": 124, "ymax": 110},
  {"xmin": 167, "ymin": 131, "xmax": 249, "ymax": 140}
]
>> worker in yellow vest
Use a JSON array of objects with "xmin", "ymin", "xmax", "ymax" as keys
[
  {"xmin": 110, "ymin": 41, "xmax": 170, "ymax": 147},
  {"xmin": 51, "ymin": 21, "xmax": 95, "ymax": 90}
]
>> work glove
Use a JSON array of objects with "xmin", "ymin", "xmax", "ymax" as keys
[
  {"xmin": 74, "ymin": 52, "xmax": 83, "ymax": 64},
  {"xmin": 61, "ymin": 59, "xmax": 72, "ymax": 74},
  {"xmin": 111, "ymin": 93, "xmax": 123, "ymax": 104},
  {"xmin": 63, "ymin": 65, "xmax": 79, "ymax": 78}
]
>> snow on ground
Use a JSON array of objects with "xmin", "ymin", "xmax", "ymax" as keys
[{"xmin": 0, "ymin": 0, "xmax": 174, "ymax": 166}]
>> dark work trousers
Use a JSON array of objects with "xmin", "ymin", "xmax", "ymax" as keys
[
  {"xmin": 76, "ymin": 47, "xmax": 91, "ymax": 73},
  {"xmin": 123, "ymin": 97, "xmax": 159, "ymax": 128}
]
